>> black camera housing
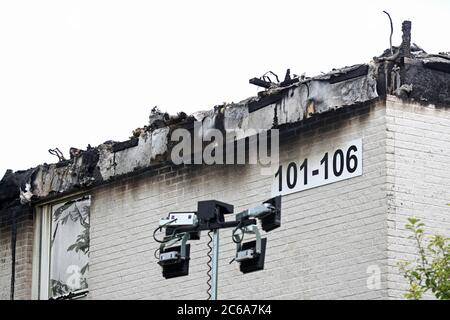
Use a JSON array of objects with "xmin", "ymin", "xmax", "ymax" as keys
[
  {"xmin": 197, "ymin": 200, "xmax": 234, "ymax": 225},
  {"xmin": 160, "ymin": 244, "xmax": 191, "ymax": 279},
  {"xmin": 239, "ymin": 238, "xmax": 267, "ymax": 274},
  {"xmin": 261, "ymin": 196, "xmax": 281, "ymax": 232}
]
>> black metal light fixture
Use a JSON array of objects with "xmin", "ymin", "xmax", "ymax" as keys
[
  {"xmin": 260, "ymin": 196, "xmax": 282, "ymax": 232},
  {"xmin": 235, "ymin": 195, "xmax": 282, "ymax": 232},
  {"xmin": 154, "ymin": 196, "xmax": 282, "ymax": 298},
  {"xmin": 238, "ymin": 238, "xmax": 267, "ymax": 274},
  {"xmin": 158, "ymin": 243, "xmax": 191, "ymax": 279}
]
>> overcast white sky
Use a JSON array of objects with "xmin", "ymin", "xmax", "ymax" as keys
[{"xmin": 0, "ymin": 0, "xmax": 449, "ymax": 176}]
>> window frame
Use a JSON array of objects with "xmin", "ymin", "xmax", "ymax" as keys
[{"xmin": 32, "ymin": 193, "xmax": 90, "ymax": 300}]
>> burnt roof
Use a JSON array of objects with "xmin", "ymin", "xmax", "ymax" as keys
[{"xmin": 1, "ymin": 21, "xmax": 450, "ymax": 216}]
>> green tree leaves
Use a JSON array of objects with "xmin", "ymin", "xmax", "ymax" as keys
[{"xmin": 398, "ymin": 217, "xmax": 450, "ymax": 300}]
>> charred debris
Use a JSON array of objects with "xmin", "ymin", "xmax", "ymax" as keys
[{"xmin": 1, "ymin": 19, "xmax": 450, "ymax": 216}]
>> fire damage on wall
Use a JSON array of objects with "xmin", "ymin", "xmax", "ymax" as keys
[{"xmin": 1, "ymin": 20, "xmax": 450, "ymax": 219}]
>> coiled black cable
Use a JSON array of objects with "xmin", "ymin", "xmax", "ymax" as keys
[
  {"xmin": 206, "ymin": 230, "xmax": 213, "ymax": 300},
  {"xmin": 153, "ymin": 218, "xmax": 177, "ymax": 243},
  {"xmin": 153, "ymin": 219, "xmax": 181, "ymax": 260}
]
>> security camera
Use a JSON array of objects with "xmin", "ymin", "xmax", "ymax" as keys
[
  {"xmin": 160, "ymin": 212, "xmax": 201, "ymax": 240},
  {"xmin": 159, "ymin": 244, "xmax": 191, "ymax": 279},
  {"xmin": 232, "ymin": 224, "xmax": 267, "ymax": 274},
  {"xmin": 237, "ymin": 239, "xmax": 267, "ymax": 274},
  {"xmin": 157, "ymin": 232, "xmax": 191, "ymax": 279},
  {"xmin": 235, "ymin": 196, "xmax": 281, "ymax": 232},
  {"xmin": 154, "ymin": 197, "xmax": 282, "ymax": 288},
  {"xmin": 160, "ymin": 212, "xmax": 199, "ymax": 227},
  {"xmin": 260, "ymin": 196, "xmax": 281, "ymax": 232}
]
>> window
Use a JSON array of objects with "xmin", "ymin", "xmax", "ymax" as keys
[{"xmin": 32, "ymin": 195, "xmax": 90, "ymax": 300}]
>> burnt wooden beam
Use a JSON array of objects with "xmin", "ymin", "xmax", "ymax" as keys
[
  {"xmin": 249, "ymin": 77, "xmax": 275, "ymax": 89},
  {"xmin": 329, "ymin": 65, "xmax": 369, "ymax": 84},
  {"xmin": 280, "ymin": 77, "xmax": 300, "ymax": 87},
  {"xmin": 112, "ymin": 138, "xmax": 139, "ymax": 153},
  {"xmin": 248, "ymin": 91, "xmax": 284, "ymax": 113},
  {"xmin": 423, "ymin": 60, "xmax": 450, "ymax": 74}
]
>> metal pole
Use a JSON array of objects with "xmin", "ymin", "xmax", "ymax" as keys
[{"xmin": 211, "ymin": 228, "xmax": 219, "ymax": 300}]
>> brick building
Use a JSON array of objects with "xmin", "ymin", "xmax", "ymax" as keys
[{"xmin": 1, "ymin": 21, "xmax": 449, "ymax": 300}]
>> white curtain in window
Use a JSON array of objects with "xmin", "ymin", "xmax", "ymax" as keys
[{"xmin": 50, "ymin": 196, "xmax": 90, "ymax": 298}]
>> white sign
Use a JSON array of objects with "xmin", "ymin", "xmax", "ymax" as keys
[{"xmin": 271, "ymin": 138, "xmax": 363, "ymax": 196}]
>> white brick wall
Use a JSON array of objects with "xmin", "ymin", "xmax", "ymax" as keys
[
  {"xmin": 385, "ymin": 96, "xmax": 450, "ymax": 299},
  {"xmin": 88, "ymin": 100, "xmax": 391, "ymax": 300},
  {"xmin": 0, "ymin": 219, "xmax": 11, "ymax": 300}
]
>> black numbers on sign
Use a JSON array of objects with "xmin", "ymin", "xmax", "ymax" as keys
[
  {"xmin": 333, "ymin": 149, "xmax": 344, "ymax": 177},
  {"xmin": 286, "ymin": 162, "xmax": 297, "ymax": 189},
  {"xmin": 275, "ymin": 165, "xmax": 283, "ymax": 192},
  {"xmin": 320, "ymin": 152, "xmax": 329, "ymax": 180},
  {"xmin": 299, "ymin": 158, "xmax": 308, "ymax": 185},
  {"xmin": 346, "ymin": 145, "xmax": 358, "ymax": 173},
  {"xmin": 275, "ymin": 144, "xmax": 359, "ymax": 193}
]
